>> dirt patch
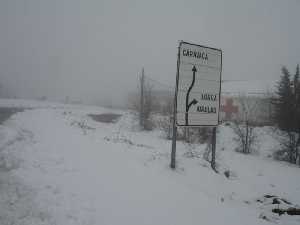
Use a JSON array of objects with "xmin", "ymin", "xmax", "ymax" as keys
[
  {"xmin": 255, "ymin": 194, "xmax": 300, "ymax": 216},
  {"xmin": 0, "ymin": 108, "xmax": 24, "ymax": 124},
  {"xmin": 89, "ymin": 113, "xmax": 122, "ymax": 123},
  {"xmin": 273, "ymin": 208, "xmax": 300, "ymax": 216}
]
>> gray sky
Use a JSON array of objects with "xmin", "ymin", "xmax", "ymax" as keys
[{"xmin": 0, "ymin": 0, "xmax": 299, "ymax": 105}]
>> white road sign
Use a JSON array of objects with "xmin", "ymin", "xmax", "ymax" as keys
[{"xmin": 175, "ymin": 41, "xmax": 222, "ymax": 126}]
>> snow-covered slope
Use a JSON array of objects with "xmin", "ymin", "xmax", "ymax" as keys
[{"xmin": 0, "ymin": 99, "xmax": 299, "ymax": 225}]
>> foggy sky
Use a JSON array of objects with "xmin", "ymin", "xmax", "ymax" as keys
[{"xmin": 0, "ymin": 0, "xmax": 299, "ymax": 106}]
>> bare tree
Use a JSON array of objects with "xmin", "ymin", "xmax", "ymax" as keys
[
  {"xmin": 232, "ymin": 95, "xmax": 258, "ymax": 154},
  {"xmin": 142, "ymin": 82, "xmax": 156, "ymax": 130},
  {"xmin": 128, "ymin": 69, "xmax": 157, "ymax": 131},
  {"xmin": 156, "ymin": 97, "xmax": 173, "ymax": 139}
]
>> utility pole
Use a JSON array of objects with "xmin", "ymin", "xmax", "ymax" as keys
[{"xmin": 140, "ymin": 68, "xmax": 145, "ymax": 128}]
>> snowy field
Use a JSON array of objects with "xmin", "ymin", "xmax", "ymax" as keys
[{"xmin": 0, "ymin": 99, "xmax": 300, "ymax": 225}]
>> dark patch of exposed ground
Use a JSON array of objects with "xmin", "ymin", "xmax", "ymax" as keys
[
  {"xmin": 89, "ymin": 113, "xmax": 122, "ymax": 123},
  {"xmin": 0, "ymin": 108, "xmax": 25, "ymax": 124},
  {"xmin": 256, "ymin": 194, "xmax": 300, "ymax": 217}
]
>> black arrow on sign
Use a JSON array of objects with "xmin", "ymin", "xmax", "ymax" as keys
[{"xmin": 185, "ymin": 65, "xmax": 198, "ymax": 126}]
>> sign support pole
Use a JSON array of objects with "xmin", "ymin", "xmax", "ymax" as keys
[
  {"xmin": 211, "ymin": 126, "xmax": 217, "ymax": 171},
  {"xmin": 170, "ymin": 115, "xmax": 177, "ymax": 169},
  {"xmin": 170, "ymin": 43, "xmax": 181, "ymax": 169}
]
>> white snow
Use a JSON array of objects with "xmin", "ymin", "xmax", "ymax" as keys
[{"xmin": 0, "ymin": 98, "xmax": 300, "ymax": 225}]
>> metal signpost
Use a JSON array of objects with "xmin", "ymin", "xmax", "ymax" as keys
[{"xmin": 171, "ymin": 41, "xmax": 222, "ymax": 169}]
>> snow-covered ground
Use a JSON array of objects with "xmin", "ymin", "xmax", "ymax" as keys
[{"xmin": 0, "ymin": 99, "xmax": 300, "ymax": 225}]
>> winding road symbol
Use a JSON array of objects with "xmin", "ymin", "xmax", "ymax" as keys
[{"xmin": 185, "ymin": 65, "xmax": 198, "ymax": 126}]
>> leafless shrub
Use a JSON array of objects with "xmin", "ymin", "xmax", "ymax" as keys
[
  {"xmin": 197, "ymin": 127, "xmax": 211, "ymax": 144},
  {"xmin": 70, "ymin": 120, "xmax": 95, "ymax": 135},
  {"xmin": 273, "ymin": 131, "xmax": 299, "ymax": 163},
  {"xmin": 203, "ymin": 144, "xmax": 211, "ymax": 162},
  {"xmin": 232, "ymin": 95, "xmax": 258, "ymax": 154},
  {"xmin": 128, "ymin": 81, "xmax": 158, "ymax": 131},
  {"xmin": 156, "ymin": 115, "xmax": 172, "ymax": 139}
]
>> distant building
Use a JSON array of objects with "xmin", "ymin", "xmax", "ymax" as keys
[
  {"xmin": 151, "ymin": 90, "xmax": 274, "ymax": 126},
  {"xmin": 220, "ymin": 95, "xmax": 274, "ymax": 125}
]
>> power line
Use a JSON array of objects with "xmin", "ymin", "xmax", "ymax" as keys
[
  {"xmin": 144, "ymin": 75, "xmax": 174, "ymax": 90},
  {"xmin": 145, "ymin": 74, "xmax": 275, "ymax": 86},
  {"xmin": 143, "ymin": 74, "xmax": 274, "ymax": 95}
]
